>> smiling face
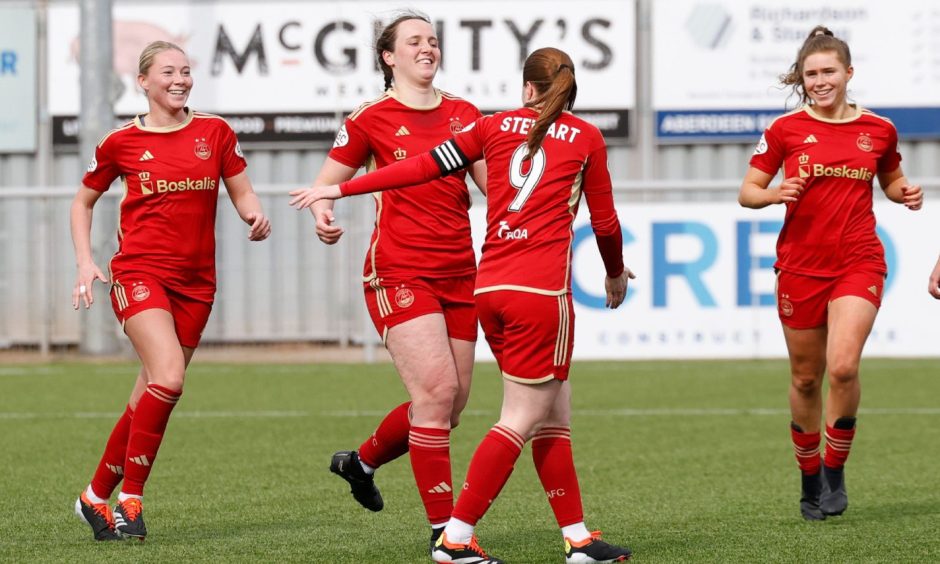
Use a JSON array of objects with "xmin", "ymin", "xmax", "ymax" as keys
[
  {"xmin": 801, "ymin": 50, "xmax": 853, "ymax": 117},
  {"xmin": 382, "ymin": 18, "xmax": 440, "ymax": 87},
  {"xmin": 137, "ymin": 48, "xmax": 192, "ymax": 117}
]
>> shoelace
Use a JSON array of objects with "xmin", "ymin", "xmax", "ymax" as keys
[
  {"xmin": 589, "ymin": 530, "xmax": 604, "ymax": 542},
  {"xmin": 90, "ymin": 500, "xmax": 116, "ymax": 527},
  {"xmin": 467, "ymin": 535, "xmax": 490, "ymax": 558},
  {"xmin": 119, "ymin": 498, "xmax": 142, "ymax": 521}
]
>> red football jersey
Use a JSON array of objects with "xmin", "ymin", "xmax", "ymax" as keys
[
  {"xmin": 82, "ymin": 109, "xmax": 246, "ymax": 285},
  {"xmin": 750, "ymin": 105, "xmax": 901, "ymax": 277},
  {"xmin": 341, "ymin": 107, "xmax": 623, "ymax": 295},
  {"xmin": 328, "ymin": 89, "xmax": 482, "ymax": 280}
]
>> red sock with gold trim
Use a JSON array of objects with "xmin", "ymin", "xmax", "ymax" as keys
[
  {"xmin": 790, "ymin": 422, "xmax": 821, "ymax": 475},
  {"xmin": 532, "ymin": 426, "xmax": 584, "ymax": 527},
  {"xmin": 89, "ymin": 404, "xmax": 134, "ymax": 499},
  {"xmin": 358, "ymin": 401, "xmax": 411, "ymax": 469},
  {"xmin": 408, "ymin": 426, "xmax": 453, "ymax": 525},
  {"xmin": 824, "ymin": 417, "xmax": 857, "ymax": 470},
  {"xmin": 451, "ymin": 425, "xmax": 525, "ymax": 525},
  {"xmin": 121, "ymin": 384, "xmax": 181, "ymax": 496}
]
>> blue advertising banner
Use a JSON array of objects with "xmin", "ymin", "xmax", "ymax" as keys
[{"xmin": 0, "ymin": 7, "xmax": 37, "ymax": 152}]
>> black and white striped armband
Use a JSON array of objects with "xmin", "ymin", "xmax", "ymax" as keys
[{"xmin": 431, "ymin": 139, "xmax": 471, "ymax": 176}]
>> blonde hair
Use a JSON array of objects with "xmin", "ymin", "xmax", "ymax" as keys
[
  {"xmin": 522, "ymin": 48, "xmax": 577, "ymax": 160},
  {"xmin": 138, "ymin": 41, "xmax": 186, "ymax": 76}
]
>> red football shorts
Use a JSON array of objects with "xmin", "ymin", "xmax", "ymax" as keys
[
  {"xmin": 475, "ymin": 290, "xmax": 575, "ymax": 383},
  {"xmin": 363, "ymin": 275, "xmax": 477, "ymax": 343},
  {"xmin": 110, "ymin": 272, "xmax": 214, "ymax": 348},
  {"xmin": 776, "ymin": 268, "xmax": 884, "ymax": 329}
]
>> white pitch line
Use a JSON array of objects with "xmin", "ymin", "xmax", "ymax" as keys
[{"xmin": 2, "ymin": 407, "xmax": 940, "ymax": 420}]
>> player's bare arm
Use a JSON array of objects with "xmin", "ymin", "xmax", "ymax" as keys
[{"xmin": 69, "ymin": 185, "xmax": 109, "ymax": 309}]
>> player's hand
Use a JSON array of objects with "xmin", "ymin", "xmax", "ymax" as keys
[
  {"xmin": 72, "ymin": 264, "xmax": 108, "ymax": 310},
  {"xmin": 605, "ymin": 267, "xmax": 636, "ymax": 309},
  {"xmin": 774, "ymin": 177, "xmax": 805, "ymax": 204},
  {"xmin": 929, "ymin": 258, "xmax": 940, "ymax": 299},
  {"xmin": 244, "ymin": 212, "xmax": 271, "ymax": 241},
  {"xmin": 312, "ymin": 204, "xmax": 344, "ymax": 245},
  {"xmin": 289, "ymin": 185, "xmax": 343, "ymax": 210},
  {"xmin": 901, "ymin": 184, "xmax": 923, "ymax": 210}
]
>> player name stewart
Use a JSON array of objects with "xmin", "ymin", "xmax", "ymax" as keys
[{"xmin": 499, "ymin": 116, "xmax": 582, "ymax": 143}]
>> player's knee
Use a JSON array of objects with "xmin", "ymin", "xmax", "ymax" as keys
[
  {"xmin": 149, "ymin": 367, "xmax": 185, "ymax": 392},
  {"xmin": 791, "ymin": 372, "xmax": 822, "ymax": 395},
  {"xmin": 827, "ymin": 360, "xmax": 859, "ymax": 386}
]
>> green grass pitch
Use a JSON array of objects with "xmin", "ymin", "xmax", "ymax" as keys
[{"xmin": 1, "ymin": 359, "xmax": 938, "ymax": 562}]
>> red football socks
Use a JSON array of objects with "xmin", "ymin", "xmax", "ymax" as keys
[
  {"xmin": 790, "ymin": 422, "xmax": 822, "ymax": 475},
  {"xmin": 121, "ymin": 384, "xmax": 181, "ymax": 496},
  {"xmin": 358, "ymin": 401, "xmax": 411, "ymax": 469},
  {"xmin": 824, "ymin": 418, "xmax": 857, "ymax": 470},
  {"xmin": 532, "ymin": 426, "xmax": 584, "ymax": 527},
  {"xmin": 90, "ymin": 404, "xmax": 134, "ymax": 499},
  {"xmin": 451, "ymin": 425, "xmax": 525, "ymax": 525},
  {"xmin": 409, "ymin": 426, "xmax": 453, "ymax": 525}
]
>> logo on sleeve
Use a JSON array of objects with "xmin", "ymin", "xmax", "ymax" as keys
[
  {"xmin": 194, "ymin": 138, "xmax": 211, "ymax": 160},
  {"xmin": 460, "ymin": 121, "xmax": 476, "ymax": 134},
  {"xmin": 86, "ymin": 157, "xmax": 98, "ymax": 173},
  {"xmin": 333, "ymin": 125, "xmax": 349, "ymax": 148},
  {"xmin": 752, "ymin": 133, "xmax": 768, "ymax": 155},
  {"xmin": 235, "ymin": 142, "xmax": 244, "ymax": 158}
]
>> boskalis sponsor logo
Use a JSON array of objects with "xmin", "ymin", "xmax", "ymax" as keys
[
  {"xmin": 800, "ymin": 153, "xmax": 873, "ymax": 181},
  {"xmin": 497, "ymin": 220, "xmax": 528, "ymax": 240},
  {"xmin": 153, "ymin": 176, "xmax": 218, "ymax": 194}
]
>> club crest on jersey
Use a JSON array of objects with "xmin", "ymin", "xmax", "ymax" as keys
[
  {"xmin": 139, "ymin": 171, "xmax": 154, "ymax": 195},
  {"xmin": 395, "ymin": 286, "xmax": 415, "ymax": 308},
  {"xmin": 194, "ymin": 138, "xmax": 211, "ymax": 160},
  {"xmin": 394, "ymin": 147, "xmax": 407, "ymax": 160},
  {"xmin": 131, "ymin": 283, "xmax": 151, "ymax": 302},
  {"xmin": 333, "ymin": 125, "xmax": 349, "ymax": 148},
  {"xmin": 449, "ymin": 118, "xmax": 464, "ymax": 134},
  {"xmin": 856, "ymin": 133, "xmax": 873, "ymax": 152}
]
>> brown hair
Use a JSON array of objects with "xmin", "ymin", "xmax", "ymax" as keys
[
  {"xmin": 138, "ymin": 40, "xmax": 186, "ymax": 76},
  {"xmin": 375, "ymin": 11, "xmax": 432, "ymax": 90},
  {"xmin": 780, "ymin": 25, "xmax": 852, "ymax": 106},
  {"xmin": 522, "ymin": 48, "xmax": 578, "ymax": 160}
]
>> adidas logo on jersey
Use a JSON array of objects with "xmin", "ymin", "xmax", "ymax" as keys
[
  {"xmin": 803, "ymin": 134, "xmax": 818, "ymax": 144},
  {"xmin": 139, "ymin": 150, "xmax": 155, "ymax": 161},
  {"xmin": 427, "ymin": 481, "xmax": 452, "ymax": 494},
  {"xmin": 394, "ymin": 126, "xmax": 410, "ymax": 136}
]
